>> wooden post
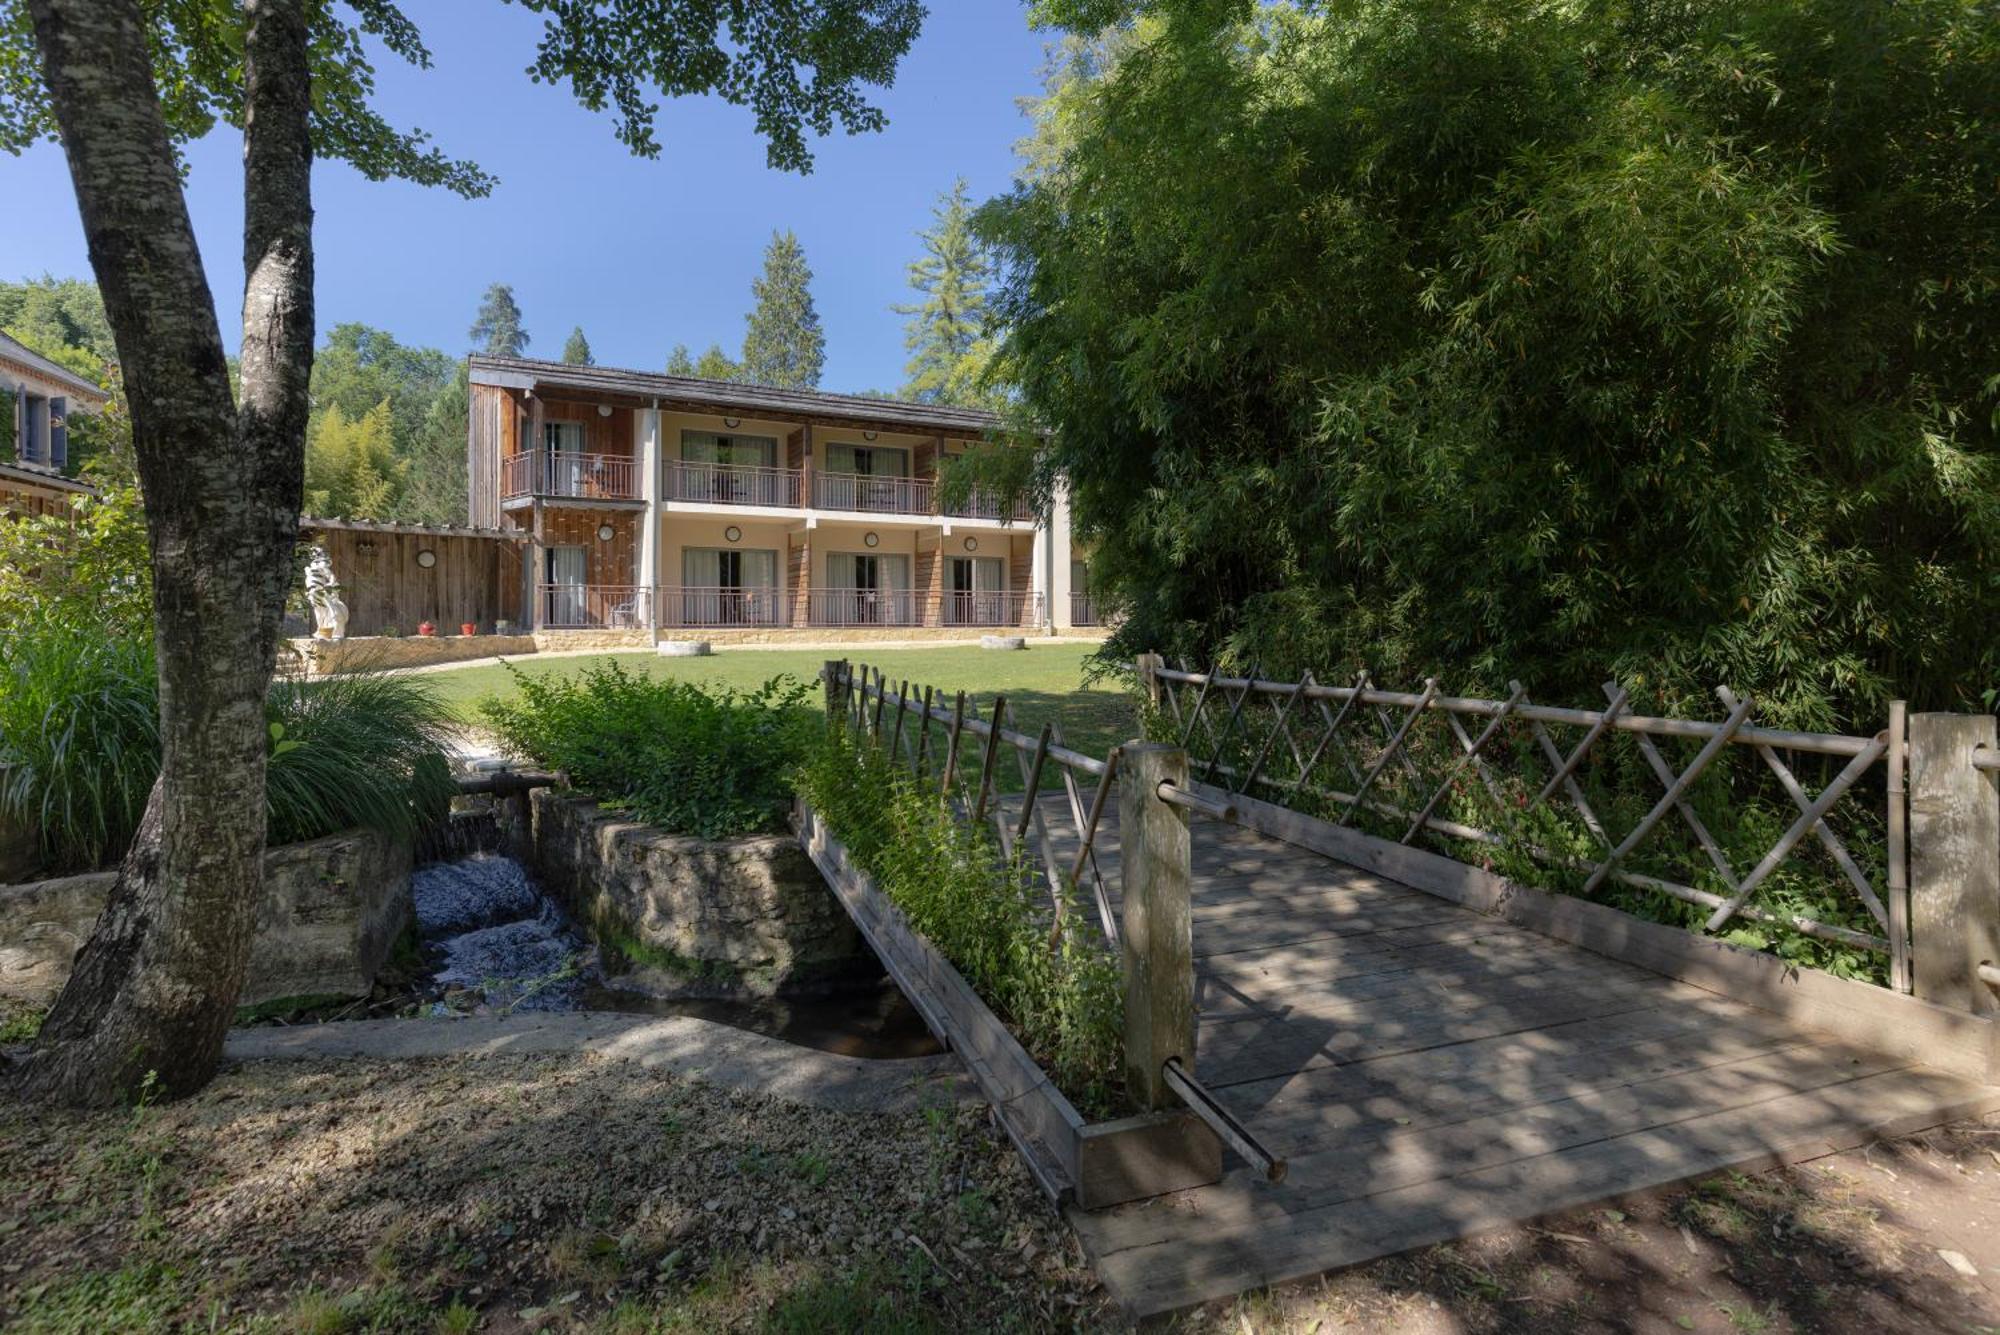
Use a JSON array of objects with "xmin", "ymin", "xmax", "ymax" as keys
[
  {"xmin": 1118, "ymin": 742, "xmax": 1195, "ymax": 1111},
  {"xmin": 1908, "ymin": 712, "xmax": 2000, "ymax": 1014},
  {"xmin": 1137, "ymin": 652, "xmax": 1165, "ymax": 708},
  {"xmin": 823, "ymin": 659, "xmax": 847, "ymax": 726}
]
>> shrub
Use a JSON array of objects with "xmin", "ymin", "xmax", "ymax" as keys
[
  {"xmin": 482, "ymin": 663, "xmax": 817, "ymax": 840},
  {"xmin": 794, "ymin": 726, "xmax": 1123, "ymax": 1114},
  {"xmin": 265, "ymin": 666, "xmax": 458, "ymax": 848}
]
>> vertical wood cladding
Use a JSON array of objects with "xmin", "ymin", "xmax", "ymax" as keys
[
  {"xmin": 307, "ymin": 527, "xmax": 524, "ymax": 636},
  {"xmin": 537, "ymin": 508, "xmax": 639, "ymax": 587}
]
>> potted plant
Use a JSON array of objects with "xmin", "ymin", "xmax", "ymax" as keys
[
  {"xmin": 417, "ymin": 621, "xmax": 436, "ymax": 637},
  {"xmin": 460, "ymin": 620, "xmax": 478, "ymax": 637},
  {"xmin": 495, "ymin": 618, "xmax": 514, "ymax": 636}
]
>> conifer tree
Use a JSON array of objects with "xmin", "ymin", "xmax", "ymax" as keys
[
  {"xmin": 898, "ymin": 179, "xmax": 997, "ymax": 406},
  {"xmin": 665, "ymin": 344, "xmax": 696, "ymax": 376},
  {"xmin": 739, "ymin": 230, "xmax": 824, "ymax": 389},
  {"xmin": 561, "ymin": 326, "xmax": 593, "ymax": 365},
  {"xmin": 693, "ymin": 344, "xmax": 742, "ymax": 382},
  {"xmin": 469, "ymin": 284, "xmax": 529, "ymax": 358}
]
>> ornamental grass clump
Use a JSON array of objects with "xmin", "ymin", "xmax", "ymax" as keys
[
  {"xmin": 794, "ymin": 727, "xmax": 1124, "ymax": 1115},
  {"xmin": 481, "ymin": 663, "xmax": 818, "ymax": 840}
]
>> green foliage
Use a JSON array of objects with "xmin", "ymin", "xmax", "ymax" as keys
[
  {"xmin": 0, "ymin": 623, "xmax": 159, "ymax": 872},
  {"xmin": 397, "ymin": 364, "xmax": 471, "ymax": 527},
  {"xmin": 0, "ymin": 618, "xmax": 453, "ymax": 873},
  {"xmin": 0, "ymin": 274, "xmax": 117, "ymax": 362},
  {"xmin": 0, "ymin": 472, "xmax": 153, "ymax": 636},
  {"xmin": 694, "ymin": 344, "xmax": 742, "ymax": 382},
  {"xmin": 482, "ymin": 663, "xmax": 819, "ymax": 839},
  {"xmin": 562, "ymin": 325, "xmax": 595, "ymax": 366},
  {"xmin": 897, "ymin": 179, "xmax": 1001, "ymax": 408},
  {"xmin": 740, "ymin": 230, "xmax": 825, "ymax": 390},
  {"xmin": 986, "ymin": 0, "xmax": 2000, "ymax": 731},
  {"xmin": 794, "ymin": 727, "xmax": 1124, "ymax": 1113},
  {"xmin": 469, "ymin": 283, "xmax": 530, "ymax": 358},
  {"xmin": 665, "ymin": 344, "xmax": 697, "ymax": 376},
  {"xmin": 310, "ymin": 323, "xmax": 457, "ymax": 454},
  {"xmin": 304, "ymin": 399, "xmax": 406, "ymax": 519},
  {"xmin": 263, "ymin": 668, "xmax": 459, "ymax": 849}
]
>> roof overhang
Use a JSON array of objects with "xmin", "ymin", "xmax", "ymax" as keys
[
  {"xmin": 0, "ymin": 460, "xmax": 94, "ymax": 495},
  {"xmin": 298, "ymin": 515, "xmax": 530, "ymax": 542}
]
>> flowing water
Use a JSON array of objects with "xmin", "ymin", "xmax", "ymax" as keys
[{"xmin": 410, "ymin": 852, "xmax": 942, "ymax": 1059}]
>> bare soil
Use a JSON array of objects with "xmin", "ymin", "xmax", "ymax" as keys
[{"xmin": 5, "ymin": 1046, "xmax": 1998, "ymax": 1333}]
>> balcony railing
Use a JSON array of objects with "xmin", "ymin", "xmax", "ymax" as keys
[
  {"xmin": 665, "ymin": 460, "xmax": 804, "ymax": 508},
  {"xmin": 658, "ymin": 586, "xmax": 787, "ymax": 628},
  {"xmin": 502, "ymin": 450, "xmax": 640, "ymax": 501},
  {"xmin": 1070, "ymin": 592, "xmax": 1099, "ymax": 627},
  {"xmin": 531, "ymin": 586, "xmax": 1047, "ymax": 631},
  {"xmin": 811, "ymin": 471, "xmax": 935, "ymax": 516},
  {"xmin": 535, "ymin": 584, "xmax": 651, "ymax": 630},
  {"xmin": 940, "ymin": 488, "xmax": 1038, "ymax": 525}
]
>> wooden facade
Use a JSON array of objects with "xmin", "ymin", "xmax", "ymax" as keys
[{"xmin": 301, "ymin": 519, "xmax": 525, "ymax": 637}]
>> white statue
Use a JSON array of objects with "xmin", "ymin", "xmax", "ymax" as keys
[{"xmin": 304, "ymin": 545, "xmax": 349, "ymax": 641}]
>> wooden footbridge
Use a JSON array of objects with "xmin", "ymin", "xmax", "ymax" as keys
[{"xmin": 812, "ymin": 660, "xmax": 2000, "ymax": 1318}]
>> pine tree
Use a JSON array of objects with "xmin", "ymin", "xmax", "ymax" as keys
[
  {"xmin": 303, "ymin": 399, "xmax": 404, "ymax": 519},
  {"xmin": 693, "ymin": 344, "xmax": 742, "ymax": 381},
  {"xmin": 469, "ymin": 284, "xmax": 529, "ymax": 358},
  {"xmin": 399, "ymin": 366, "xmax": 470, "ymax": 526},
  {"xmin": 665, "ymin": 344, "xmax": 696, "ymax": 376},
  {"xmin": 897, "ymin": 179, "xmax": 998, "ymax": 406},
  {"xmin": 739, "ymin": 230, "xmax": 824, "ymax": 389},
  {"xmin": 561, "ymin": 326, "xmax": 594, "ymax": 365}
]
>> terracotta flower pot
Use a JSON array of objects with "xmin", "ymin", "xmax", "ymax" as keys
[
  {"xmin": 461, "ymin": 622, "xmax": 478, "ymax": 637},
  {"xmin": 417, "ymin": 622, "xmax": 436, "ymax": 637}
]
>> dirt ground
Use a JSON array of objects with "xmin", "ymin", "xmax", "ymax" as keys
[{"xmin": 5, "ymin": 1046, "xmax": 2000, "ymax": 1333}]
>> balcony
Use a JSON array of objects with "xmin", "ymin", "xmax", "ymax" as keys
[
  {"xmin": 503, "ymin": 450, "xmax": 640, "ymax": 502},
  {"xmin": 535, "ymin": 584, "xmax": 651, "ymax": 630},
  {"xmin": 643, "ymin": 587, "xmax": 1045, "ymax": 631},
  {"xmin": 940, "ymin": 488, "xmax": 1039, "ymax": 525},
  {"xmin": 811, "ymin": 470, "xmax": 933, "ymax": 516},
  {"xmin": 665, "ymin": 460, "xmax": 803, "ymax": 508},
  {"xmin": 1070, "ymin": 592, "xmax": 1099, "ymax": 627}
]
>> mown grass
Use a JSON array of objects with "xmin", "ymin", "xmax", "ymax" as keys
[{"xmin": 429, "ymin": 641, "xmax": 1138, "ymax": 765}]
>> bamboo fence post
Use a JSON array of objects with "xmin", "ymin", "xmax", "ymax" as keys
[
  {"xmin": 1119, "ymin": 742, "xmax": 1196, "ymax": 1111},
  {"xmin": 1887, "ymin": 700, "xmax": 1912, "ymax": 993},
  {"xmin": 973, "ymin": 696, "xmax": 1009, "ymax": 825},
  {"xmin": 941, "ymin": 691, "xmax": 967, "ymax": 796}
]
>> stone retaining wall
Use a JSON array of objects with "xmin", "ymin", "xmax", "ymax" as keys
[
  {"xmin": 0, "ymin": 828, "xmax": 412, "ymax": 1007},
  {"xmin": 291, "ymin": 634, "xmax": 537, "ymax": 675},
  {"xmin": 530, "ymin": 789, "xmax": 868, "ymax": 996},
  {"xmin": 532, "ymin": 629, "xmax": 653, "ymax": 653}
]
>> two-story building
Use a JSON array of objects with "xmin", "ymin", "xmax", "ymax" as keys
[
  {"xmin": 0, "ymin": 331, "xmax": 104, "ymax": 518},
  {"xmin": 467, "ymin": 356, "xmax": 1095, "ymax": 645}
]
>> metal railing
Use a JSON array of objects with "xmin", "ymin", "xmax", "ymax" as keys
[
  {"xmin": 1141, "ymin": 657, "xmax": 1905, "ymax": 983},
  {"xmin": 811, "ymin": 471, "xmax": 935, "ymax": 516},
  {"xmin": 502, "ymin": 450, "xmax": 641, "ymax": 501},
  {"xmin": 534, "ymin": 584, "xmax": 651, "ymax": 630},
  {"xmin": 657, "ymin": 586, "xmax": 786, "ymax": 628},
  {"xmin": 1070, "ymin": 592, "xmax": 1099, "ymax": 627},
  {"xmin": 665, "ymin": 459, "xmax": 804, "ymax": 508},
  {"xmin": 806, "ymin": 588, "xmax": 925, "ymax": 628},
  {"xmin": 942, "ymin": 590, "xmax": 1041, "ymax": 628},
  {"xmin": 941, "ymin": 487, "xmax": 1038, "ymax": 524}
]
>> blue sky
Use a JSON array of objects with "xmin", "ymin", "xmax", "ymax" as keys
[{"xmin": 0, "ymin": 5, "xmax": 1051, "ymax": 394}]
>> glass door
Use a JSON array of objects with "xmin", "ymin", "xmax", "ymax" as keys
[
  {"xmin": 947, "ymin": 556, "xmax": 1005, "ymax": 625},
  {"xmin": 546, "ymin": 546, "xmax": 587, "ymax": 626},
  {"xmin": 544, "ymin": 421, "xmax": 585, "ymax": 496}
]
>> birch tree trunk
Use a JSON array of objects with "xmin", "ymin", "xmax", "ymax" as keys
[{"xmin": 17, "ymin": 0, "xmax": 314, "ymax": 1105}]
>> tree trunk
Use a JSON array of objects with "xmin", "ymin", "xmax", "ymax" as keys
[{"xmin": 17, "ymin": 0, "xmax": 314, "ymax": 1106}]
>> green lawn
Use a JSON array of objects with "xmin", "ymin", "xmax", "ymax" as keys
[{"xmin": 430, "ymin": 640, "xmax": 1141, "ymax": 762}]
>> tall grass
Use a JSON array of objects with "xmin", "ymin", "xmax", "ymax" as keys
[
  {"xmin": 265, "ymin": 667, "xmax": 459, "ymax": 848},
  {"xmin": 0, "ymin": 624, "xmax": 456, "ymax": 875},
  {"xmin": 0, "ymin": 624, "xmax": 160, "ymax": 871}
]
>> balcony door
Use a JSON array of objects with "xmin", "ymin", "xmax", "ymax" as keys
[
  {"xmin": 681, "ymin": 431, "xmax": 778, "ymax": 504},
  {"xmin": 822, "ymin": 442, "xmax": 909, "ymax": 512},
  {"xmin": 545, "ymin": 546, "xmax": 587, "ymax": 627},
  {"xmin": 947, "ymin": 556, "xmax": 1005, "ymax": 625},
  {"xmin": 682, "ymin": 547, "xmax": 777, "ymax": 625},
  {"xmin": 544, "ymin": 420, "xmax": 586, "ymax": 497},
  {"xmin": 832, "ymin": 551, "xmax": 910, "ymax": 625}
]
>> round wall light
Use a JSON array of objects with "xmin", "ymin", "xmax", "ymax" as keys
[
  {"xmin": 862, "ymin": 430, "xmax": 878, "ymax": 442},
  {"xmin": 724, "ymin": 525, "xmax": 743, "ymax": 543},
  {"xmin": 597, "ymin": 523, "xmax": 615, "ymax": 542},
  {"xmin": 963, "ymin": 537, "xmax": 979, "ymax": 553},
  {"xmin": 863, "ymin": 531, "xmax": 880, "ymax": 548},
  {"xmin": 415, "ymin": 549, "xmax": 437, "ymax": 569},
  {"xmin": 722, "ymin": 417, "xmax": 741, "ymax": 429}
]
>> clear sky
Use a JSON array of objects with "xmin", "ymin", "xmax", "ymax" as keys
[{"xmin": 0, "ymin": 4, "xmax": 1051, "ymax": 395}]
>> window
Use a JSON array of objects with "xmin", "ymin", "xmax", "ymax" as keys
[
  {"xmin": 680, "ymin": 547, "xmax": 779, "ymax": 625},
  {"xmin": 678, "ymin": 431, "xmax": 783, "ymax": 504},
  {"xmin": 681, "ymin": 431, "xmax": 777, "ymax": 467},
  {"xmin": 823, "ymin": 442, "xmax": 908, "ymax": 477},
  {"xmin": 828, "ymin": 551, "xmax": 912, "ymax": 625},
  {"xmin": 946, "ymin": 556, "xmax": 1006, "ymax": 625}
]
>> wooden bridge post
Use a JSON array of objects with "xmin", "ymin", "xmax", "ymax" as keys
[
  {"xmin": 1136, "ymin": 653, "xmax": 1165, "ymax": 708},
  {"xmin": 1119, "ymin": 742, "xmax": 1196, "ymax": 1110},
  {"xmin": 1908, "ymin": 712, "xmax": 2000, "ymax": 1014}
]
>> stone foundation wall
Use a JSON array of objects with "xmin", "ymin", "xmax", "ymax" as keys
[
  {"xmin": 530, "ymin": 789, "xmax": 867, "ymax": 996},
  {"xmin": 0, "ymin": 828, "xmax": 412, "ymax": 1007},
  {"xmin": 291, "ymin": 634, "xmax": 537, "ymax": 675},
  {"xmin": 532, "ymin": 629, "xmax": 653, "ymax": 653}
]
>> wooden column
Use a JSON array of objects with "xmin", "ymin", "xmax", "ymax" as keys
[
  {"xmin": 1908, "ymin": 712, "xmax": 2000, "ymax": 1014},
  {"xmin": 1118, "ymin": 742, "xmax": 1196, "ymax": 1110},
  {"xmin": 1136, "ymin": 653, "xmax": 1165, "ymax": 708}
]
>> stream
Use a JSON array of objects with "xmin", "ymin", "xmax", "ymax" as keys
[{"xmin": 409, "ymin": 852, "xmax": 943, "ymax": 1060}]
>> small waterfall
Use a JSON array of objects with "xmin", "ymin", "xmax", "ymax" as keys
[{"xmin": 411, "ymin": 853, "xmax": 595, "ymax": 1014}]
